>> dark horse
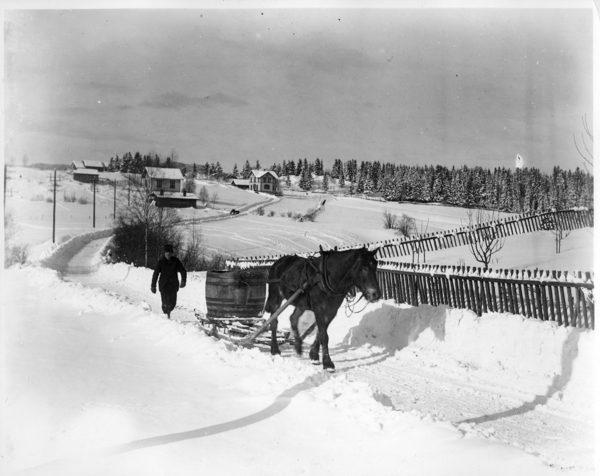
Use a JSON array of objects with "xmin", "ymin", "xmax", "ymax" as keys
[{"xmin": 264, "ymin": 246, "xmax": 381, "ymax": 371}]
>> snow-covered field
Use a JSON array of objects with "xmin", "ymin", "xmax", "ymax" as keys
[{"xmin": 2, "ymin": 167, "xmax": 597, "ymax": 475}]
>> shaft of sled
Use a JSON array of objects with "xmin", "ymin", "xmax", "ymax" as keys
[{"xmin": 238, "ymin": 284, "xmax": 307, "ymax": 345}]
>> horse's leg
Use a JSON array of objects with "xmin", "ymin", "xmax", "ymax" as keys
[
  {"xmin": 270, "ymin": 317, "xmax": 280, "ymax": 355},
  {"xmin": 289, "ymin": 307, "xmax": 304, "ymax": 356},
  {"xmin": 317, "ymin": 314, "xmax": 336, "ymax": 372},
  {"xmin": 266, "ymin": 282, "xmax": 283, "ymax": 356},
  {"xmin": 308, "ymin": 329, "xmax": 320, "ymax": 364}
]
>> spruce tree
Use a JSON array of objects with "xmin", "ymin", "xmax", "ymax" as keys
[{"xmin": 242, "ymin": 160, "xmax": 252, "ymax": 179}]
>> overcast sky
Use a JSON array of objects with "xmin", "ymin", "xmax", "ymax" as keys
[{"xmin": 3, "ymin": 3, "xmax": 595, "ymax": 173}]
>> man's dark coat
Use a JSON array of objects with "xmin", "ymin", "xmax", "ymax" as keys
[{"xmin": 151, "ymin": 256, "xmax": 187, "ymax": 292}]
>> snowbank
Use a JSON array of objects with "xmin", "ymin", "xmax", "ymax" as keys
[
  {"xmin": 37, "ymin": 228, "xmax": 114, "ymax": 271},
  {"xmin": 337, "ymin": 302, "xmax": 594, "ymax": 417}
]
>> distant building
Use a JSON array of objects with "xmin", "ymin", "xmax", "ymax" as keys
[
  {"xmin": 149, "ymin": 190, "xmax": 199, "ymax": 209},
  {"xmin": 142, "ymin": 167, "xmax": 184, "ymax": 193},
  {"xmin": 142, "ymin": 167, "xmax": 199, "ymax": 208},
  {"xmin": 73, "ymin": 169, "xmax": 100, "ymax": 183},
  {"xmin": 230, "ymin": 178, "xmax": 250, "ymax": 190},
  {"xmin": 70, "ymin": 160, "xmax": 107, "ymax": 172},
  {"xmin": 249, "ymin": 170, "xmax": 279, "ymax": 194}
]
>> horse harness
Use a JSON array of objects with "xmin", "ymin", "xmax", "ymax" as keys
[{"xmin": 269, "ymin": 247, "xmax": 362, "ymax": 299}]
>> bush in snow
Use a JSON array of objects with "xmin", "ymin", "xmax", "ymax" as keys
[
  {"xmin": 382, "ymin": 210, "xmax": 397, "ymax": 229},
  {"xmin": 395, "ymin": 213, "xmax": 416, "ymax": 238}
]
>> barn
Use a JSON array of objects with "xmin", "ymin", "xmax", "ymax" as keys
[
  {"xmin": 230, "ymin": 179, "xmax": 250, "ymax": 190},
  {"xmin": 149, "ymin": 190, "xmax": 199, "ymax": 209},
  {"xmin": 73, "ymin": 169, "xmax": 99, "ymax": 183}
]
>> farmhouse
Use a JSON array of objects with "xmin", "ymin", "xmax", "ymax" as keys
[
  {"xmin": 142, "ymin": 167, "xmax": 184, "ymax": 192},
  {"xmin": 72, "ymin": 168, "xmax": 100, "ymax": 183},
  {"xmin": 70, "ymin": 160, "xmax": 107, "ymax": 172},
  {"xmin": 230, "ymin": 178, "xmax": 250, "ymax": 190},
  {"xmin": 249, "ymin": 170, "xmax": 279, "ymax": 194},
  {"xmin": 143, "ymin": 167, "xmax": 199, "ymax": 208}
]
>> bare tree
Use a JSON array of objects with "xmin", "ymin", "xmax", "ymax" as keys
[
  {"xmin": 114, "ymin": 168, "xmax": 183, "ymax": 267},
  {"xmin": 413, "ymin": 218, "xmax": 430, "ymax": 264},
  {"xmin": 382, "ymin": 210, "xmax": 397, "ymax": 229},
  {"xmin": 184, "ymin": 174, "xmax": 196, "ymax": 193},
  {"xmin": 197, "ymin": 185, "xmax": 209, "ymax": 207},
  {"xmin": 395, "ymin": 213, "xmax": 416, "ymax": 238},
  {"xmin": 463, "ymin": 209, "xmax": 506, "ymax": 270},
  {"xmin": 573, "ymin": 114, "xmax": 593, "ymax": 171},
  {"xmin": 543, "ymin": 214, "xmax": 571, "ymax": 254},
  {"xmin": 210, "ymin": 191, "xmax": 219, "ymax": 208}
]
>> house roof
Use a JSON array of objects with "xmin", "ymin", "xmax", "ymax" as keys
[
  {"xmin": 83, "ymin": 160, "xmax": 106, "ymax": 168},
  {"xmin": 71, "ymin": 161, "xmax": 85, "ymax": 169},
  {"xmin": 73, "ymin": 169, "xmax": 99, "ymax": 176},
  {"xmin": 143, "ymin": 167, "xmax": 184, "ymax": 180},
  {"xmin": 251, "ymin": 170, "xmax": 279, "ymax": 179},
  {"xmin": 231, "ymin": 179, "xmax": 250, "ymax": 186}
]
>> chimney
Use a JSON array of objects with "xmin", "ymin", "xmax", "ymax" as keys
[
  {"xmin": 183, "ymin": 190, "xmax": 187, "ymax": 197},
  {"xmin": 160, "ymin": 189, "xmax": 164, "ymax": 196}
]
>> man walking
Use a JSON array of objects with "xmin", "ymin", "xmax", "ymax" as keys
[{"xmin": 151, "ymin": 244, "xmax": 187, "ymax": 319}]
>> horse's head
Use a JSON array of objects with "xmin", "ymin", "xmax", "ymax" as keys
[{"xmin": 353, "ymin": 247, "xmax": 381, "ymax": 303}]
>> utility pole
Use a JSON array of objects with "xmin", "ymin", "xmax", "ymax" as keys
[
  {"xmin": 52, "ymin": 170, "xmax": 57, "ymax": 243},
  {"xmin": 113, "ymin": 179, "xmax": 117, "ymax": 219},
  {"xmin": 93, "ymin": 177, "xmax": 96, "ymax": 228}
]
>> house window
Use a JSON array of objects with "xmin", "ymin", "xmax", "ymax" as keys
[
  {"xmin": 157, "ymin": 180, "xmax": 163, "ymax": 189},
  {"xmin": 170, "ymin": 181, "xmax": 176, "ymax": 189},
  {"xmin": 264, "ymin": 184, "xmax": 270, "ymax": 190}
]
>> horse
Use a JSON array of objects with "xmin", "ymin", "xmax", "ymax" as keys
[{"xmin": 264, "ymin": 246, "xmax": 381, "ymax": 371}]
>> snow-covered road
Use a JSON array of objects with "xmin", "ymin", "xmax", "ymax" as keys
[{"xmin": 55, "ymin": 237, "xmax": 596, "ymax": 474}]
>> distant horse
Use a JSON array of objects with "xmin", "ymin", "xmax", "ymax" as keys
[
  {"xmin": 264, "ymin": 246, "xmax": 381, "ymax": 371},
  {"xmin": 230, "ymin": 209, "xmax": 240, "ymax": 215}
]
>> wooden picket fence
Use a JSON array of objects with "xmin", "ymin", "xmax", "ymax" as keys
[
  {"xmin": 374, "ymin": 208, "xmax": 593, "ymax": 259},
  {"xmin": 377, "ymin": 261, "xmax": 594, "ymax": 330}
]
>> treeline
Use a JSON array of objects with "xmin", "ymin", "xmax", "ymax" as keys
[
  {"xmin": 106, "ymin": 151, "xmax": 593, "ymax": 213},
  {"xmin": 269, "ymin": 159, "xmax": 594, "ymax": 213}
]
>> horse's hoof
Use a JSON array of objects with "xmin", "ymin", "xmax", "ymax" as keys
[
  {"xmin": 271, "ymin": 349, "xmax": 281, "ymax": 356},
  {"xmin": 311, "ymin": 360, "xmax": 320, "ymax": 366},
  {"xmin": 325, "ymin": 367, "xmax": 336, "ymax": 373}
]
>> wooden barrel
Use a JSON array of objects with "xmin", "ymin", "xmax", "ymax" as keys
[{"xmin": 206, "ymin": 268, "xmax": 268, "ymax": 318}]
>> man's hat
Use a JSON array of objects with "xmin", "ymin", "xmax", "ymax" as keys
[{"xmin": 164, "ymin": 244, "xmax": 174, "ymax": 253}]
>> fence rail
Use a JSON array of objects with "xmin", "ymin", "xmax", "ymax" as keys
[
  {"xmin": 374, "ymin": 208, "xmax": 593, "ymax": 258},
  {"xmin": 376, "ymin": 262, "xmax": 594, "ymax": 330}
]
